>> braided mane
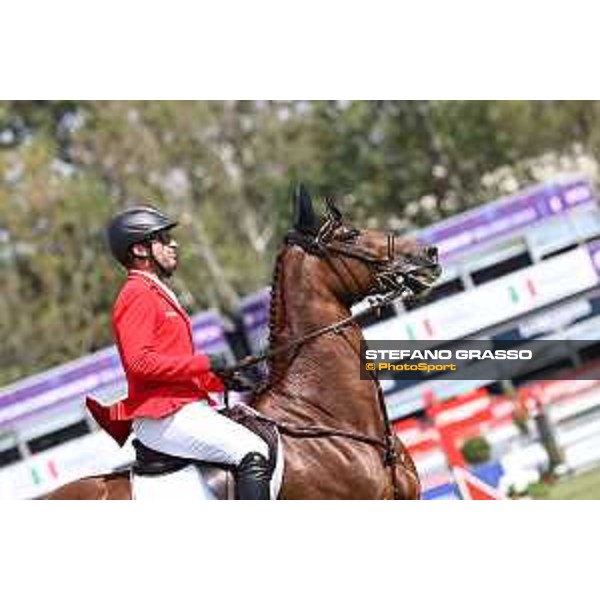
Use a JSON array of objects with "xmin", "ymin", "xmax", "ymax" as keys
[{"xmin": 263, "ymin": 243, "xmax": 291, "ymax": 388}]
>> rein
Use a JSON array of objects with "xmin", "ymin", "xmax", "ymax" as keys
[
  {"xmin": 225, "ymin": 223, "xmax": 433, "ymax": 499},
  {"xmin": 225, "ymin": 285, "xmax": 408, "ymax": 374},
  {"xmin": 225, "ymin": 226, "xmax": 417, "ymax": 375}
]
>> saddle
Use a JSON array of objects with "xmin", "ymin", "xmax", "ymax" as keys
[{"xmin": 132, "ymin": 404, "xmax": 279, "ymax": 478}]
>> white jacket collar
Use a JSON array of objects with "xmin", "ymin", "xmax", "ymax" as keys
[{"xmin": 129, "ymin": 270, "xmax": 181, "ymax": 308}]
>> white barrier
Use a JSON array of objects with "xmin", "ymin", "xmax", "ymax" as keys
[{"xmin": 0, "ymin": 432, "xmax": 133, "ymax": 500}]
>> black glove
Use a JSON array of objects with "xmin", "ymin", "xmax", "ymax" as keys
[
  {"xmin": 223, "ymin": 371, "xmax": 257, "ymax": 393},
  {"xmin": 207, "ymin": 354, "xmax": 228, "ymax": 375}
]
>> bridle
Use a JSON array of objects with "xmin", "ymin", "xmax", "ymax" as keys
[
  {"xmin": 283, "ymin": 218, "xmax": 414, "ymax": 497},
  {"xmin": 287, "ymin": 208, "xmax": 438, "ymax": 306},
  {"xmin": 227, "ymin": 222, "xmax": 416, "ymax": 374},
  {"xmin": 225, "ymin": 211, "xmax": 438, "ymax": 498}
]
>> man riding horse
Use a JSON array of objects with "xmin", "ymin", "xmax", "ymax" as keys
[
  {"xmin": 87, "ymin": 206, "xmax": 271, "ymax": 499},
  {"xmin": 48, "ymin": 189, "xmax": 440, "ymax": 500}
]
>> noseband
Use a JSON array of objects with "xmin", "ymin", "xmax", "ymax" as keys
[{"xmin": 286, "ymin": 221, "xmax": 432, "ymax": 304}]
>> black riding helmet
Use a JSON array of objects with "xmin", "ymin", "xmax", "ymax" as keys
[{"xmin": 107, "ymin": 206, "xmax": 178, "ymax": 266}]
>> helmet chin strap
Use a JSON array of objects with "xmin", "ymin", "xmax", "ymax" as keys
[
  {"xmin": 133, "ymin": 242, "xmax": 174, "ymax": 280},
  {"xmin": 149, "ymin": 246, "xmax": 174, "ymax": 280}
]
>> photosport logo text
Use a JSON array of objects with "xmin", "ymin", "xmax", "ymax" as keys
[{"xmin": 359, "ymin": 340, "xmax": 592, "ymax": 381}]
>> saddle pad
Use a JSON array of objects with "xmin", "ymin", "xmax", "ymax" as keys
[
  {"xmin": 132, "ymin": 433, "xmax": 284, "ymax": 500},
  {"xmin": 222, "ymin": 404, "xmax": 280, "ymax": 474}
]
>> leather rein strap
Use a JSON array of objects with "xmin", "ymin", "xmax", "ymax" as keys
[
  {"xmin": 227, "ymin": 227, "xmax": 414, "ymax": 499},
  {"xmin": 228, "ymin": 229, "xmax": 411, "ymax": 374}
]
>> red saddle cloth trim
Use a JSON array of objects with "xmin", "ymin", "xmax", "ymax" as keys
[{"xmin": 86, "ymin": 396, "xmax": 132, "ymax": 447}]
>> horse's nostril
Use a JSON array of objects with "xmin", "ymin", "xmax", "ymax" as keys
[{"xmin": 427, "ymin": 246, "xmax": 438, "ymax": 261}]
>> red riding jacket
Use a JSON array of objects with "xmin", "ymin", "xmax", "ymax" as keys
[{"xmin": 87, "ymin": 270, "xmax": 223, "ymax": 445}]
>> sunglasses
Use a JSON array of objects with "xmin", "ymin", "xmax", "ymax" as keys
[{"xmin": 150, "ymin": 230, "xmax": 175, "ymax": 245}]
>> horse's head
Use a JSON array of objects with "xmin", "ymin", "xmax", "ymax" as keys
[{"xmin": 287, "ymin": 185, "xmax": 441, "ymax": 306}]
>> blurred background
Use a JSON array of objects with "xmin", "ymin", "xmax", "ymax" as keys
[{"xmin": 2, "ymin": 100, "xmax": 600, "ymax": 499}]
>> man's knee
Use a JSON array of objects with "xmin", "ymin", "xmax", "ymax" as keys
[
  {"xmin": 257, "ymin": 439, "xmax": 269, "ymax": 461},
  {"xmin": 239, "ymin": 434, "xmax": 269, "ymax": 464}
]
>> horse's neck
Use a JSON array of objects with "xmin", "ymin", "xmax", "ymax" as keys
[{"xmin": 262, "ymin": 248, "xmax": 384, "ymax": 435}]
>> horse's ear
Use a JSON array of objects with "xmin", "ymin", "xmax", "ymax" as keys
[
  {"xmin": 293, "ymin": 183, "xmax": 320, "ymax": 234},
  {"xmin": 325, "ymin": 197, "xmax": 343, "ymax": 223}
]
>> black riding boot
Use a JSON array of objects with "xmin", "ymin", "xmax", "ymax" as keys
[{"xmin": 235, "ymin": 452, "xmax": 271, "ymax": 500}]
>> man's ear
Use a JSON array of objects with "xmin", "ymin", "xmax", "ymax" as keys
[{"xmin": 130, "ymin": 242, "xmax": 150, "ymax": 259}]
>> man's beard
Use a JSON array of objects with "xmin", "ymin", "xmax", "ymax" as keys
[{"xmin": 154, "ymin": 258, "xmax": 176, "ymax": 280}]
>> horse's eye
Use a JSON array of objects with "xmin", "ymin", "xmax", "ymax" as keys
[{"xmin": 340, "ymin": 229, "xmax": 360, "ymax": 242}]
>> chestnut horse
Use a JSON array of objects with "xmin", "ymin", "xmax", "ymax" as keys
[{"xmin": 44, "ymin": 189, "xmax": 440, "ymax": 499}]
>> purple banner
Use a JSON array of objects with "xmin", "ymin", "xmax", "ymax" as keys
[
  {"xmin": 239, "ymin": 288, "xmax": 271, "ymax": 354},
  {"xmin": 191, "ymin": 311, "xmax": 229, "ymax": 352},
  {"xmin": 418, "ymin": 178, "xmax": 595, "ymax": 261},
  {"xmin": 0, "ymin": 348, "xmax": 123, "ymax": 413},
  {"xmin": 240, "ymin": 288, "xmax": 271, "ymax": 333}
]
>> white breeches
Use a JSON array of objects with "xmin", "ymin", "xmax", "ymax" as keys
[{"xmin": 132, "ymin": 401, "xmax": 269, "ymax": 466}]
